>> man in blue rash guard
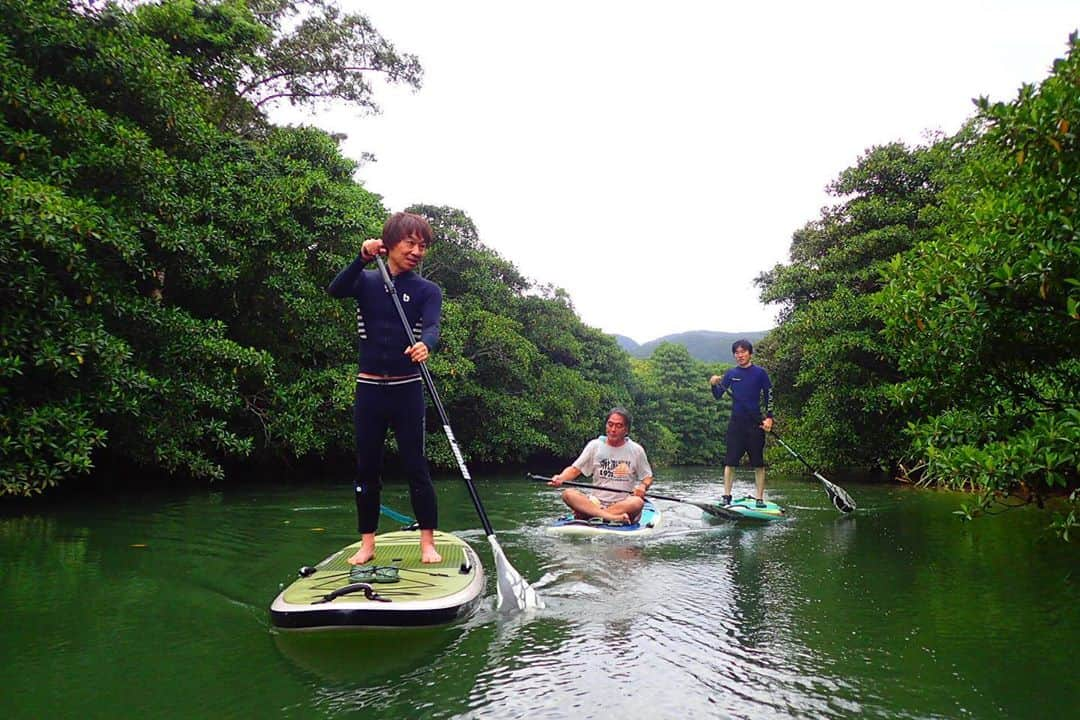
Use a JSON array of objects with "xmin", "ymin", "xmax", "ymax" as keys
[
  {"xmin": 709, "ymin": 339, "xmax": 774, "ymax": 508},
  {"xmin": 328, "ymin": 212, "xmax": 443, "ymax": 565}
]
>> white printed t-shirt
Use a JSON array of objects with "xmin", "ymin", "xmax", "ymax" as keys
[{"xmin": 572, "ymin": 437, "xmax": 653, "ymax": 504}]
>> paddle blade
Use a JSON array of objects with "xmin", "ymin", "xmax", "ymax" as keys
[
  {"xmin": 695, "ymin": 501, "xmax": 742, "ymax": 519},
  {"xmin": 488, "ymin": 535, "xmax": 543, "ymax": 611},
  {"xmin": 817, "ymin": 473, "xmax": 857, "ymax": 513}
]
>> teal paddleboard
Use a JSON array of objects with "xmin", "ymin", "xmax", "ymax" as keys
[
  {"xmin": 546, "ymin": 500, "xmax": 662, "ymax": 537},
  {"xmin": 704, "ymin": 496, "xmax": 786, "ymax": 522}
]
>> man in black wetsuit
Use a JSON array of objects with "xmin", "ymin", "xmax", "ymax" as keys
[
  {"xmin": 328, "ymin": 212, "xmax": 443, "ymax": 565},
  {"xmin": 709, "ymin": 339, "xmax": 774, "ymax": 508}
]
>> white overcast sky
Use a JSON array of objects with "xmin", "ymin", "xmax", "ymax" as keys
[{"xmin": 276, "ymin": 1, "xmax": 1078, "ymax": 343}]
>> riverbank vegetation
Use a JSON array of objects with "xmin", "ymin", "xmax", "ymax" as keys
[
  {"xmin": 0, "ymin": 0, "xmax": 725, "ymax": 498},
  {"xmin": 1, "ymin": 2, "xmax": 1076, "ymax": 536},
  {"xmin": 757, "ymin": 33, "xmax": 1080, "ymax": 536}
]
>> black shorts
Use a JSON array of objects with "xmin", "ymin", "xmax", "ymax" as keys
[{"xmin": 724, "ymin": 415, "xmax": 766, "ymax": 468}]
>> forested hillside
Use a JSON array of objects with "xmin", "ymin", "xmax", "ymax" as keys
[
  {"xmin": 617, "ymin": 330, "xmax": 770, "ymax": 364},
  {"xmin": 2, "ymin": 2, "xmax": 1076, "ymax": 538},
  {"xmin": 757, "ymin": 33, "xmax": 1079, "ymax": 535},
  {"xmin": 0, "ymin": 0, "xmax": 729, "ymax": 496}
]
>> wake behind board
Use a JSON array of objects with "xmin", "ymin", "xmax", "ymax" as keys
[
  {"xmin": 270, "ymin": 529, "xmax": 484, "ymax": 630},
  {"xmin": 704, "ymin": 496, "xmax": 786, "ymax": 522},
  {"xmin": 546, "ymin": 500, "xmax": 662, "ymax": 537}
]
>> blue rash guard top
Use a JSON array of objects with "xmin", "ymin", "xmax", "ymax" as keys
[
  {"xmin": 327, "ymin": 256, "xmax": 442, "ymax": 376},
  {"xmin": 712, "ymin": 364, "xmax": 774, "ymax": 421}
]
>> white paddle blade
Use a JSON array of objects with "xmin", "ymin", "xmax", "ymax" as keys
[
  {"xmin": 817, "ymin": 473, "xmax": 857, "ymax": 512},
  {"xmin": 488, "ymin": 535, "xmax": 543, "ymax": 611}
]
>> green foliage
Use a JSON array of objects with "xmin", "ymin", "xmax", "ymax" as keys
[
  {"xmin": 755, "ymin": 140, "xmax": 956, "ymax": 471},
  {"xmin": 426, "ymin": 299, "xmax": 548, "ymax": 464},
  {"xmin": 396, "ymin": 207, "xmax": 631, "ymax": 467},
  {"xmin": 0, "ymin": 0, "xmax": 388, "ymax": 493},
  {"xmin": 745, "ymin": 32, "xmax": 1080, "ymax": 534},
  {"xmin": 878, "ymin": 33, "xmax": 1080, "ymax": 514},
  {"xmin": 0, "ymin": 0, "xmax": 722, "ymax": 499},
  {"xmin": 0, "ymin": 0, "xmax": 669, "ymax": 493},
  {"xmin": 630, "ymin": 343, "xmax": 725, "ymax": 465},
  {"xmin": 905, "ymin": 405, "xmax": 1080, "ymax": 491},
  {"xmin": 132, "ymin": 0, "xmax": 424, "ymax": 133},
  {"xmin": 1048, "ymin": 489, "xmax": 1079, "ymax": 542}
]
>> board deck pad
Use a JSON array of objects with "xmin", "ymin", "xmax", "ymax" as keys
[
  {"xmin": 271, "ymin": 530, "xmax": 484, "ymax": 629},
  {"xmin": 705, "ymin": 497, "xmax": 786, "ymax": 521},
  {"xmin": 279, "ymin": 541, "xmax": 468, "ymax": 605}
]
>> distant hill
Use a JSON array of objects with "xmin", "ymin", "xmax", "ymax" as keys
[
  {"xmin": 615, "ymin": 330, "xmax": 770, "ymax": 364},
  {"xmin": 613, "ymin": 334, "xmax": 641, "ymax": 353}
]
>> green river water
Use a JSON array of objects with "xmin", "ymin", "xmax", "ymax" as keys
[{"xmin": 1, "ymin": 468, "xmax": 1076, "ymax": 719}]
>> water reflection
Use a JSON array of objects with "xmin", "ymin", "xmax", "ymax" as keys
[
  {"xmin": 272, "ymin": 626, "xmax": 462, "ymax": 684},
  {"xmin": 303, "ymin": 624, "xmax": 484, "ymax": 719},
  {"xmin": 1, "ymin": 472, "xmax": 1076, "ymax": 719}
]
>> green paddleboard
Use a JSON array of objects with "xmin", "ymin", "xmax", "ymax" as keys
[{"xmin": 270, "ymin": 529, "xmax": 484, "ymax": 629}]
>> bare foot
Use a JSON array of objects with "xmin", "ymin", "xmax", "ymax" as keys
[
  {"xmin": 419, "ymin": 528, "xmax": 442, "ymax": 563},
  {"xmin": 348, "ymin": 548, "xmax": 374, "ymax": 565},
  {"xmin": 601, "ymin": 510, "xmax": 630, "ymax": 524},
  {"xmin": 348, "ymin": 538, "xmax": 375, "ymax": 565}
]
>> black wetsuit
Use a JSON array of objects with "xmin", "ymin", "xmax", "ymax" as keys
[{"xmin": 328, "ymin": 256, "xmax": 442, "ymax": 532}]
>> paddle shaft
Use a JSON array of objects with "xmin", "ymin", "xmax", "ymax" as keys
[
  {"xmin": 374, "ymin": 257, "xmax": 495, "ymax": 536},
  {"xmin": 767, "ymin": 429, "xmax": 855, "ymax": 511},
  {"xmin": 769, "ymin": 430, "xmax": 819, "ymax": 476},
  {"xmin": 526, "ymin": 473, "xmax": 726, "ymax": 515}
]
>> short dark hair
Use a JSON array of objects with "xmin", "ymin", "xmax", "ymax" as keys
[
  {"xmin": 731, "ymin": 339, "xmax": 753, "ymax": 355},
  {"xmin": 382, "ymin": 212, "xmax": 434, "ymax": 249},
  {"xmin": 607, "ymin": 407, "xmax": 632, "ymax": 430}
]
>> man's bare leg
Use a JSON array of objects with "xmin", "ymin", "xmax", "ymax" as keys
[
  {"xmin": 348, "ymin": 533, "xmax": 376, "ymax": 565},
  {"xmin": 420, "ymin": 528, "xmax": 443, "ymax": 564},
  {"xmin": 724, "ymin": 466, "xmax": 735, "ymax": 496},
  {"xmin": 754, "ymin": 467, "xmax": 766, "ymax": 502},
  {"xmin": 562, "ymin": 489, "xmax": 630, "ymax": 524}
]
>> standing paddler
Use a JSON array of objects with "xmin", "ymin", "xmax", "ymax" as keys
[
  {"xmin": 327, "ymin": 212, "xmax": 444, "ymax": 565},
  {"xmin": 709, "ymin": 339, "xmax": 774, "ymax": 508}
]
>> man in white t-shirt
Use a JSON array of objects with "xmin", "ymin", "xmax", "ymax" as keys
[{"xmin": 549, "ymin": 407, "xmax": 655, "ymax": 524}]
